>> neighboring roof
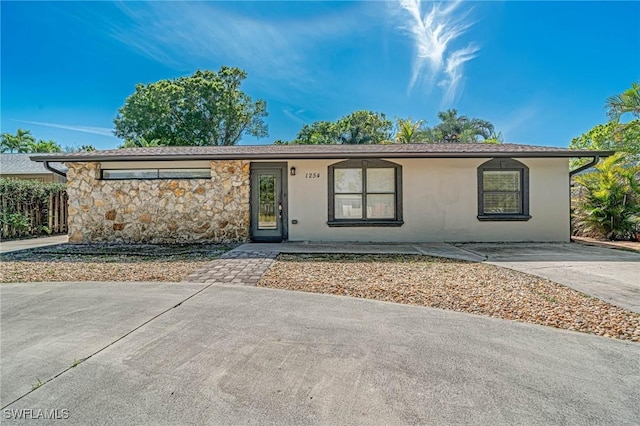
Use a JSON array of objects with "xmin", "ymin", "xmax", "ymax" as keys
[
  {"xmin": 30, "ymin": 143, "xmax": 615, "ymax": 162},
  {"xmin": 1, "ymin": 153, "xmax": 67, "ymax": 174}
]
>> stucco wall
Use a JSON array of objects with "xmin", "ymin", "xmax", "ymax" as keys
[
  {"xmin": 65, "ymin": 161, "xmax": 250, "ymax": 243},
  {"xmin": 286, "ymin": 157, "xmax": 570, "ymax": 242}
]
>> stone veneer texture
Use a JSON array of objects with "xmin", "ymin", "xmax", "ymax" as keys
[{"xmin": 65, "ymin": 161, "xmax": 250, "ymax": 243}]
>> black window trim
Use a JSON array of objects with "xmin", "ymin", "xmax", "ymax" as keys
[
  {"xmin": 327, "ymin": 159, "xmax": 403, "ymax": 227},
  {"xmin": 100, "ymin": 168, "xmax": 212, "ymax": 180},
  {"xmin": 477, "ymin": 158, "xmax": 531, "ymax": 221}
]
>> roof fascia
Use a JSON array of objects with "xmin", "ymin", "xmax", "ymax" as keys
[{"xmin": 31, "ymin": 150, "xmax": 616, "ymax": 163}]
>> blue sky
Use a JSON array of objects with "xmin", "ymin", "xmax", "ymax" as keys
[{"xmin": 2, "ymin": 1, "xmax": 639, "ymax": 150}]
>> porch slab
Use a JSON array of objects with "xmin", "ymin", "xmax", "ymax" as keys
[{"xmin": 238, "ymin": 242, "xmax": 484, "ymax": 262}]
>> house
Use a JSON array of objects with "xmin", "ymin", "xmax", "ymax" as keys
[
  {"xmin": 31, "ymin": 143, "xmax": 612, "ymax": 244},
  {"xmin": 1, "ymin": 153, "xmax": 67, "ymax": 182}
]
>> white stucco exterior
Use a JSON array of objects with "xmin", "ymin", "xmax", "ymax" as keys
[
  {"xmin": 94, "ymin": 156, "xmax": 571, "ymax": 243},
  {"xmin": 285, "ymin": 157, "xmax": 570, "ymax": 242}
]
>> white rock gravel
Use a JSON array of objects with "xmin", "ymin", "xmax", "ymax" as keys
[{"xmin": 259, "ymin": 254, "xmax": 640, "ymax": 343}]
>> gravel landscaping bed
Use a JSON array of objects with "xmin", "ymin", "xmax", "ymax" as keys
[
  {"xmin": 259, "ymin": 254, "xmax": 640, "ymax": 343},
  {"xmin": 0, "ymin": 243, "xmax": 233, "ymax": 283}
]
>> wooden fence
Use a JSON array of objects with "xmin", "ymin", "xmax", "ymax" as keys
[{"xmin": 0, "ymin": 191, "xmax": 68, "ymax": 240}]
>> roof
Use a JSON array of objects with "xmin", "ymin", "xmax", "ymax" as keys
[
  {"xmin": 1, "ymin": 153, "xmax": 67, "ymax": 175},
  {"xmin": 30, "ymin": 143, "xmax": 614, "ymax": 162}
]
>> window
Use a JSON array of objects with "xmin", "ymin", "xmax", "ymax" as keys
[
  {"xmin": 477, "ymin": 158, "xmax": 530, "ymax": 221},
  {"xmin": 328, "ymin": 159, "xmax": 403, "ymax": 226},
  {"xmin": 101, "ymin": 168, "xmax": 211, "ymax": 180}
]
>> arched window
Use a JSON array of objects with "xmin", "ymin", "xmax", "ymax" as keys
[
  {"xmin": 328, "ymin": 159, "xmax": 403, "ymax": 227},
  {"xmin": 477, "ymin": 158, "xmax": 531, "ymax": 221}
]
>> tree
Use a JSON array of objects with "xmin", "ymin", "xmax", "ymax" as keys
[
  {"xmin": 606, "ymin": 82, "xmax": 640, "ymax": 124},
  {"xmin": 114, "ymin": 67, "xmax": 268, "ymax": 146},
  {"xmin": 1, "ymin": 129, "xmax": 36, "ymax": 153},
  {"xmin": 286, "ymin": 110, "xmax": 393, "ymax": 145},
  {"xmin": 427, "ymin": 109, "xmax": 496, "ymax": 143},
  {"xmin": 118, "ymin": 136, "xmax": 161, "ymax": 149},
  {"xmin": 336, "ymin": 111, "xmax": 393, "ymax": 144},
  {"xmin": 28, "ymin": 139, "xmax": 62, "ymax": 153},
  {"xmin": 64, "ymin": 145, "xmax": 97, "ymax": 153},
  {"xmin": 569, "ymin": 120, "xmax": 640, "ymax": 168},
  {"xmin": 291, "ymin": 121, "xmax": 339, "ymax": 145},
  {"xmin": 394, "ymin": 117, "xmax": 427, "ymax": 144}
]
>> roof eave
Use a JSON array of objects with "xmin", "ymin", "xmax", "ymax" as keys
[{"xmin": 30, "ymin": 150, "xmax": 616, "ymax": 163}]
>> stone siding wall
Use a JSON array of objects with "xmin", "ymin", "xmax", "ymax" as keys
[{"xmin": 66, "ymin": 161, "xmax": 250, "ymax": 243}]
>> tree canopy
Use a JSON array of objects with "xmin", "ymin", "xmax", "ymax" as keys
[
  {"xmin": 606, "ymin": 81, "xmax": 640, "ymax": 125},
  {"xmin": 281, "ymin": 108, "xmax": 500, "ymax": 145},
  {"xmin": 64, "ymin": 144, "xmax": 97, "ymax": 153},
  {"xmin": 286, "ymin": 110, "xmax": 393, "ymax": 145},
  {"xmin": 1, "ymin": 129, "xmax": 63, "ymax": 153},
  {"xmin": 425, "ymin": 109, "xmax": 498, "ymax": 143},
  {"xmin": 114, "ymin": 67, "xmax": 268, "ymax": 146},
  {"xmin": 570, "ymin": 82, "xmax": 640, "ymax": 168},
  {"xmin": 394, "ymin": 117, "xmax": 427, "ymax": 144}
]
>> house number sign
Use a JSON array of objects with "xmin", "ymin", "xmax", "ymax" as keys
[{"xmin": 305, "ymin": 173, "xmax": 321, "ymax": 179}]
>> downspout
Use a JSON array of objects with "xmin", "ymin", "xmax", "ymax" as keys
[
  {"xmin": 569, "ymin": 155, "xmax": 600, "ymax": 178},
  {"xmin": 44, "ymin": 161, "xmax": 67, "ymax": 178}
]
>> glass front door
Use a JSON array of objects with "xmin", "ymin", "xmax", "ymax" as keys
[
  {"xmin": 258, "ymin": 174, "xmax": 278, "ymax": 230},
  {"xmin": 250, "ymin": 163, "xmax": 287, "ymax": 242}
]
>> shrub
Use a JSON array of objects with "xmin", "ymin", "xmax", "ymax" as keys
[{"xmin": 573, "ymin": 154, "xmax": 640, "ymax": 240}]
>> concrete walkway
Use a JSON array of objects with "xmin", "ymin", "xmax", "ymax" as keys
[
  {"xmin": 2, "ymin": 282, "xmax": 639, "ymax": 424},
  {"xmin": 0, "ymin": 234, "xmax": 68, "ymax": 254}
]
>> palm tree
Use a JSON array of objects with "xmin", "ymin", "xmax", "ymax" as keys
[
  {"xmin": 606, "ymin": 82, "xmax": 640, "ymax": 122},
  {"xmin": 28, "ymin": 139, "xmax": 62, "ymax": 153},
  {"xmin": 432, "ymin": 109, "xmax": 496, "ymax": 143},
  {"xmin": 0, "ymin": 129, "xmax": 36, "ymax": 153},
  {"xmin": 574, "ymin": 153, "xmax": 640, "ymax": 240},
  {"xmin": 395, "ymin": 118, "xmax": 426, "ymax": 144}
]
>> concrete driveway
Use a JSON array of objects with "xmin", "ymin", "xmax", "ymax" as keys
[
  {"xmin": 458, "ymin": 243, "xmax": 640, "ymax": 313},
  {"xmin": 1, "ymin": 282, "xmax": 639, "ymax": 425}
]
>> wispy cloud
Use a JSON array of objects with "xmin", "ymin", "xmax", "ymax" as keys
[
  {"xmin": 282, "ymin": 108, "xmax": 307, "ymax": 125},
  {"xmin": 14, "ymin": 120, "xmax": 114, "ymax": 137},
  {"xmin": 97, "ymin": 2, "xmax": 367, "ymax": 94},
  {"xmin": 492, "ymin": 103, "xmax": 539, "ymax": 141},
  {"xmin": 396, "ymin": 0, "xmax": 479, "ymax": 105}
]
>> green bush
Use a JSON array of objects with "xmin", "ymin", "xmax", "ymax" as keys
[{"xmin": 573, "ymin": 154, "xmax": 640, "ymax": 240}]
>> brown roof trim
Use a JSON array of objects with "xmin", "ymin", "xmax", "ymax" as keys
[{"xmin": 30, "ymin": 144, "xmax": 615, "ymax": 163}]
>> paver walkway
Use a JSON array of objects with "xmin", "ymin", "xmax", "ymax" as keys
[
  {"xmin": 183, "ymin": 246, "xmax": 279, "ymax": 285},
  {"xmin": 182, "ymin": 242, "xmax": 481, "ymax": 285}
]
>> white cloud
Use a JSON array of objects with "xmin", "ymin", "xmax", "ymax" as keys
[
  {"xmin": 14, "ymin": 120, "xmax": 114, "ymax": 137},
  {"xmin": 397, "ymin": 0, "xmax": 479, "ymax": 105}
]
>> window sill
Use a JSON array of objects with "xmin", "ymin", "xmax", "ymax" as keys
[
  {"xmin": 327, "ymin": 220, "xmax": 404, "ymax": 227},
  {"xmin": 477, "ymin": 215, "xmax": 532, "ymax": 222}
]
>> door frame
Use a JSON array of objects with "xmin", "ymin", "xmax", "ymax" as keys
[{"xmin": 249, "ymin": 162, "xmax": 288, "ymax": 242}]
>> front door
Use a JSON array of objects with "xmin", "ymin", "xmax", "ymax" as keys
[{"xmin": 250, "ymin": 163, "xmax": 288, "ymax": 242}]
